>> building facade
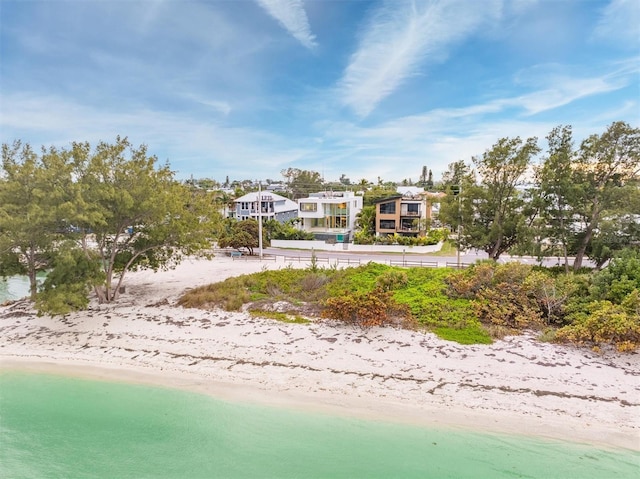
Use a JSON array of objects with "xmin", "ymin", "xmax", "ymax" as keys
[
  {"xmin": 297, "ymin": 191, "xmax": 363, "ymax": 242},
  {"xmin": 233, "ymin": 192, "xmax": 298, "ymax": 223},
  {"xmin": 375, "ymin": 190, "xmax": 443, "ymax": 237}
]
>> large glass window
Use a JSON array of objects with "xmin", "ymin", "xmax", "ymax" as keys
[
  {"xmin": 405, "ymin": 203, "xmax": 420, "ymax": 214},
  {"xmin": 300, "ymin": 202, "xmax": 317, "ymax": 212},
  {"xmin": 379, "ymin": 219, "xmax": 396, "ymax": 229},
  {"xmin": 379, "ymin": 202, "xmax": 396, "ymax": 214}
]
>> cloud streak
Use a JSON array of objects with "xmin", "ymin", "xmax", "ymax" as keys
[
  {"xmin": 593, "ymin": 0, "xmax": 640, "ymax": 46},
  {"xmin": 338, "ymin": 0, "xmax": 501, "ymax": 118},
  {"xmin": 255, "ymin": 0, "xmax": 317, "ymax": 49}
]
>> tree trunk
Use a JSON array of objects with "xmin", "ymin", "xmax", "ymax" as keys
[
  {"xmin": 573, "ymin": 225, "xmax": 594, "ymax": 271},
  {"xmin": 559, "ymin": 213, "xmax": 569, "ymax": 274},
  {"xmin": 26, "ymin": 246, "xmax": 37, "ymax": 301},
  {"xmin": 574, "ymin": 205, "xmax": 601, "ymax": 271},
  {"xmin": 28, "ymin": 266, "xmax": 37, "ymax": 301},
  {"xmin": 488, "ymin": 237, "xmax": 502, "ymax": 261}
]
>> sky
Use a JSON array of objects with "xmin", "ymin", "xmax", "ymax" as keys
[{"xmin": 1, "ymin": 0, "xmax": 638, "ymax": 184}]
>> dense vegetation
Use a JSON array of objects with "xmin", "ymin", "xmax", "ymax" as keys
[
  {"xmin": 179, "ymin": 248, "xmax": 640, "ymax": 352},
  {"xmin": 1, "ymin": 138, "xmax": 217, "ymax": 312},
  {"xmin": 2, "ymin": 120, "xmax": 637, "ymax": 328},
  {"xmin": 438, "ymin": 121, "xmax": 639, "ymax": 269}
]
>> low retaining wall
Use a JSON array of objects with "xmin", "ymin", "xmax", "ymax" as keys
[{"xmin": 270, "ymin": 240, "xmax": 443, "ymax": 254}]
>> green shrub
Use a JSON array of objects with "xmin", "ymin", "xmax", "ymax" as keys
[
  {"xmin": 523, "ymin": 270, "xmax": 578, "ymax": 325},
  {"xmin": 590, "ymin": 248, "xmax": 640, "ymax": 303},
  {"xmin": 434, "ymin": 325, "xmax": 492, "ymax": 345},
  {"xmin": 556, "ymin": 300, "xmax": 640, "ymax": 352},
  {"xmin": 376, "ymin": 270, "xmax": 408, "ymax": 292},
  {"xmin": 322, "ymin": 287, "xmax": 412, "ymax": 329},
  {"xmin": 446, "ymin": 262, "xmax": 495, "ymax": 299},
  {"xmin": 474, "ymin": 281, "xmax": 542, "ymax": 330}
]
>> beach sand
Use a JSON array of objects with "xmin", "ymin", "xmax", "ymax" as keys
[{"xmin": 1, "ymin": 256, "xmax": 638, "ymax": 451}]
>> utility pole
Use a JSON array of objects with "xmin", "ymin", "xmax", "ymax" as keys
[
  {"xmin": 258, "ymin": 181, "xmax": 263, "ymax": 259},
  {"xmin": 457, "ymin": 224, "xmax": 461, "ymax": 268},
  {"xmin": 456, "ymin": 185, "xmax": 462, "ymax": 268}
]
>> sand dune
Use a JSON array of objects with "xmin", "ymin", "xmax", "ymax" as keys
[{"xmin": 1, "ymin": 256, "xmax": 638, "ymax": 450}]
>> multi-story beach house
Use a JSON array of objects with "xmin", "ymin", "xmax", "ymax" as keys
[
  {"xmin": 297, "ymin": 191, "xmax": 363, "ymax": 243},
  {"xmin": 233, "ymin": 192, "xmax": 298, "ymax": 223},
  {"xmin": 375, "ymin": 189, "xmax": 444, "ymax": 237}
]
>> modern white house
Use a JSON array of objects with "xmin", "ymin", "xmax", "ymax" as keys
[
  {"xmin": 297, "ymin": 191, "xmax": 363, "ymax": 243},
  {"xmin": 233, "ymin": 192, "xmax": 298, "ymax": 223}
]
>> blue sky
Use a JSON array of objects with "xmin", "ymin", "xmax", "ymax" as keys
[{"xmin": 1, "ymin": 0, "xmax": 638, "ymax": 183}]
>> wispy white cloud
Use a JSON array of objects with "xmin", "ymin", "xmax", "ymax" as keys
[
  {"xmin": 593, "ymin": 0, "xmax": 640, "ymax": 46},
  {"xmin": 180, "ymin": 93, "xmax": 232, "ymax": 116},
  {"xmin": 338, "ymin": 0, "xmax": 502, "ymax": 118},
  {"xmin": 316, "ymin": 60, "xmax": 639, "ymax": 180},
  {"xmin": 255, "ymin": 0, "xmax": 317, "ymax": 49},
  {"xmin": 510, "ymin": 61, "xmax": 638, "ymax": 115}
]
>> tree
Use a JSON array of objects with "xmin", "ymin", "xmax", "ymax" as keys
[
  {"xmin": 572, "ymin": 122, "xmax": 640, "ymax": 270},
  {"xmin": 280, "ymin": 168, "xmax": 324, "ymax": 200},
  {"xmin": 217, "ymin": 218, "xmax": 268, "ymax": 255},
  {"xmin": 426, "ymin": 169, "xmax": 434, "ymax": 190},
  {"xmin": 35, "ymin": 242, "xmax": 104, "ymax": 315},
  {"xmin": 339, "ymin": 174, "xmax": 351, "ymax": 186},
  {"xmin": 0, "ymin": 141, "xmax": 74, "ymax": 299},
  {"xmin": 264, "ymin": 218, "xmax": 314, "ymax": 241},
  {"xmin": 362, "ymin": 185, "xmax": 398, "ymax": 207},
  {"xmin": 535, "ymin": 125, "xmax": 577, "ymax": 272},
  {"xmin": 586, "ymin": 207, "xmax": 640, "ymax": 269},
  {"xmin": 69, "ymin": 137, "xmax": 217, "ymax": 303},
  {"xmin": 441, "ymin": 137, "xmax": 540, "ymax": 260},
  {"xmin": 213, "ymin": 189, "xmax": 236, "ymax": 219},
  {"xmin": 418, "ymin": 165, "xmax": 428, "ymax": 187},
  {"xmin": 438, "ymin": 160, "xmax": 472, "ymax": 236},
  {"xmin": 355, "ymin": 205, "xmax": 376, "ymax": 238},
  {"xmin": 357, "ymin": 178, "xmax": 371, "ymax": 190},
  {"xmin": 440, "ymin": 160, "xmax": 470, "ymax": 189}
]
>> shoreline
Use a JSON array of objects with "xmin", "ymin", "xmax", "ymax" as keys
[
  {"xmin": 2, "ymin": 356, "xmax": 639, "ymax": 453},
  {"xmin": 1, "ymin": 256, "xmax": 639, "ymax": 452}
]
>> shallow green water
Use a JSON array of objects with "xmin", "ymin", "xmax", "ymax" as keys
[
  {"xmin": 0, "ymin": 372, "xmax": 638, "ymax": 478},
  {"xmin": 0, "ymin": 274, "xmax": 46, "ymax": 303},
  {"xmin": 0, "ymin": 276, "xmax": 30, "ymax": 303}
]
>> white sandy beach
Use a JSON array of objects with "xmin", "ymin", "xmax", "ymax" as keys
[{"xmin": 1, "ymin": 256, "xmax": 639, "ymax": 451}]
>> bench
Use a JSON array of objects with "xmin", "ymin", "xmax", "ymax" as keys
[{"xmin": 230, "ymin": 251, "xmax": 243, "ymax": 259}]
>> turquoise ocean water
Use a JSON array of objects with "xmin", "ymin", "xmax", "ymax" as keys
[
  {"xmin": 0, "ymin": 274, "xmax": 46, "ymax": 303},
  {"xmin": 1, "ymin": 372, "xmax": 638, "ymax": 478},
  {"xmin": 0, "ymin": 276, "xmax": 30, "ymax": 303}
]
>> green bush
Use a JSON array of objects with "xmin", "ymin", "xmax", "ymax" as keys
[
  {"xmin": 590, "ymin": 249, "xmax": 640, "ymax": 303},
  {"xmin": 556, "ymin": 300, "xmax": 640, "ymax": 352},
  {"xmin": 322, "ymin": 287, "xmax": 412, "ymax": 329},
  {"xmin": 434, "ymin": 325, "xmax": 492, "ymax": 345},
  {"xmin": 35, "ymin": 247, "xmax": 104, "ymax": 316},
  {"xmin": 523, "ymin": 270, "xmax": 577, "ymax": 325},
  {"xmin": 376, "ymin": 270, "xmax": 408, "ymax": 292}
]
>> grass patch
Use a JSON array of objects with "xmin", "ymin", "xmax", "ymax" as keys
[
  {"xmin": 434, "ymin": 325, "xmax": 493, "ymax": 345},
  {"xmin": 423, "ymin": 239, "xmax": 459, "ymax": 256},
  {"xmin": 249, "ymin": 309, "xmax": 310, "ymax": 324}
]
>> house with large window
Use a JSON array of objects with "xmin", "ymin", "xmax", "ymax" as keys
[
  {"xmin": 375, "ymin": 190, "xmax": 443, "ymax": 237},
  {"xmin": 297, "ymin": 191, "xmax": 363, "ymax": 242},
  {"xmin": 233, "ymin": 192, "xmax": 298, "ymax": 223}
]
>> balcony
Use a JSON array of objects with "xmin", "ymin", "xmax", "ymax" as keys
[{"xmin": 400, "ymin": 210, "xmax": 421, "ymax": 217}]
